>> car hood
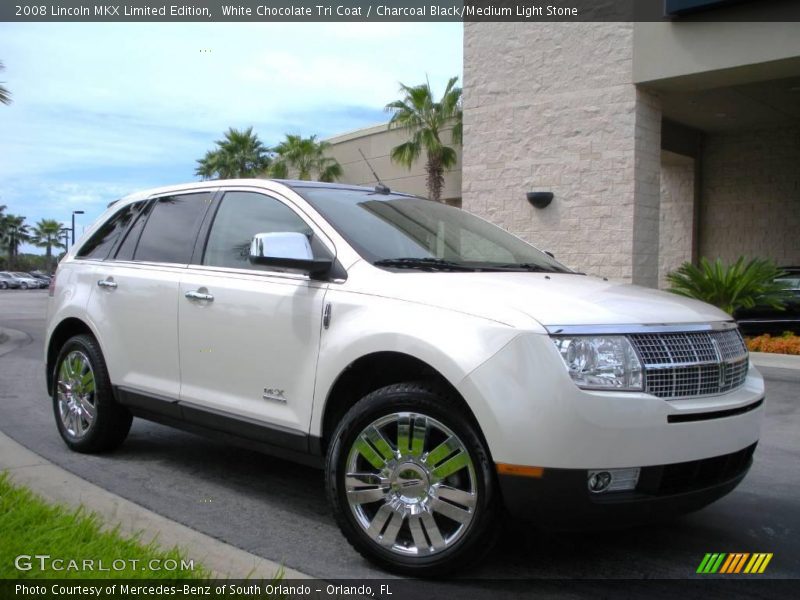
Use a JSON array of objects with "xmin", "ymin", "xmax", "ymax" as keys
[{"xmin": 348, "ymin": 266, "xmax": 732, "ymax": 330}]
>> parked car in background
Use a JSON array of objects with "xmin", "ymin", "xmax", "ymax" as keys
[
  {"xmin": 11, "ymin": 272, "xmax": 48, "ymax": 289},
  {"xmin": 0, "ymin": 272, "xmax": 22, "ymax": 289},
  {"xmin": 736, "ymin": 267, "xmax": 800, "ymax": 336},
  {"xmin": 30, "ymin": 272, "xmax": 52, "ymax": 286}
]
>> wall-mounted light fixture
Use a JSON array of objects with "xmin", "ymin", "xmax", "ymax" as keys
[{"xmin": 526, "ymin": 191, "xmax": 554, "ymax": 209}]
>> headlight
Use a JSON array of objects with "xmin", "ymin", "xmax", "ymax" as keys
[{"xmin": 552, "ymin": 336, "xmax": 643, "ymax": 391}]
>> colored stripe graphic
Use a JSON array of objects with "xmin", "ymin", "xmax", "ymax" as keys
[
  {"xmin": 699, "ymin": 553, "xmax": 773, "ymax": 574},
  {"xmin": 697, "ymin": 553, "xmax": 726, "ymax": 573},
  {"xmin": 744, "ymin": 553, "xmax": 774, "ymax": 574},
  {"xmin": 720, "ymin": 553, "xmax": 749, "ymax": 573}
]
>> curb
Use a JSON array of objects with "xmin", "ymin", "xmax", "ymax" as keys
[
  {"xmin": 750, "ymin": 351, "xmax": 800, "ymax": 371},
  {"xmin": 0, "ymin": 431, "xmax": 311, "ymax": 580}
]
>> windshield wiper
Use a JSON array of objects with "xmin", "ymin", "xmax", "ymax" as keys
[
  {"xmin": 372, "ymin": 258, "xmax": 477, "ymax": 272},
  {"xmin": 487, "ymin": 263, "xmax": 560, "ymax": 273}
]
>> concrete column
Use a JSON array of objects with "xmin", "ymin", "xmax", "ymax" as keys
[{"xmin": 659, "ymin": 154, "xmax": 696, "ymax": 288}]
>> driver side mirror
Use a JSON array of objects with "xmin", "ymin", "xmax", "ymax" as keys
[{"xmin": 249, "ymin": 232, "xmax": 332, "ymax": 278}]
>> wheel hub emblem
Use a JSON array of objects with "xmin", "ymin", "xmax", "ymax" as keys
[{"xmin": 390, "ymin": 463, "xmax": 430, "ymax": 504}]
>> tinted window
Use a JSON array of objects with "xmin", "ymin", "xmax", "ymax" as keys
[
  {"xmin": 77, "ymin": 202, "xmax": 142, "ymax": 260},
  {"xmin": 134, "ymin": 193, "xmax": 211, "ymax": 264},
  {"xmin": 203, "ymin": 191, "xmax": 313, "ymax": 270},
  {"xmin": 114, "ymin": 201, "xmax": 154, "ymax": 261}
]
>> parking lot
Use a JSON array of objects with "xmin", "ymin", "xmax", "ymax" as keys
[{"xmin": 1, "ymin": 290, "xmax": 798, "ymax": 587}]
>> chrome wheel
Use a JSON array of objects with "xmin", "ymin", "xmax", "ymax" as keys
[
  {"xmin": 56, "ymin": 351, "xmax": 97, "ymax": 439},
  {"xmin": 345, "ymin": 412, "xmax": 477, "ymax": 557}
]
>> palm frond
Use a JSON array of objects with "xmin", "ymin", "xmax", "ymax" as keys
[
  {"xmin": 667, "ymin": 257, "xmax": 792, "ymax": 315},
  {"xmin": 0, "ymin": 60, "xmax": 11, "ymax": 106}
]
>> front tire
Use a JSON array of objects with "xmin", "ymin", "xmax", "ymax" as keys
[
  {"xmin": 326, "ymin": 382, "xmax": 500, "ymax": 576},
  {"xmin": 20, "ymin": 282, "xmax": 28, "ymax": 290},
  {"xmin": 53, "ymin": 334, "xmax": 132, "ymax": 453}
]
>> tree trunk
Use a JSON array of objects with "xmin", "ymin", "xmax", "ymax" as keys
[{"xmin": 426, "ymin": 154, "xmax": 445, "ymax": 203}]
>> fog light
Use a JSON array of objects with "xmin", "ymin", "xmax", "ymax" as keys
[{"xmin": 587, "ymin": 468, "xmax": 640, "ymax": 494}]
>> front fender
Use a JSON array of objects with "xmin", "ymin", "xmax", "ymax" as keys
[{"xmin": 309, "ymin": 289, "xmax": 520, "ymax": 437}]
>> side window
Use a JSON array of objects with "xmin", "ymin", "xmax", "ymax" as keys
[
  {"xmin": 76, "ymin": 202, "xmax": 142, "ymax": 260},
  {"xmin": 203, "ymin": 191, "xmax": 314, "ymax": 270},
  {"xmin": 114, "ymin": 201, "xmax": 154, "ymax": 261},
  {"xmin": 133, "ymin": 193, "xmax": 211, "ymax": 264}
]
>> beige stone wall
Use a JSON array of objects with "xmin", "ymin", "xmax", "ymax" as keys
[
  {"xmin": 462, "ymin": 22, "xmax": 662, "ymax": 284},
  {"xmin": 700, "ymin": 126, "xmax": 800, "ymax": 266},
  {"xmin": 659, "ymin": 155, "xmax": 695, "ymax": 288},
  {"xmin": 326, "ymin": 123, "xmax": 462, "ymax": 203}
]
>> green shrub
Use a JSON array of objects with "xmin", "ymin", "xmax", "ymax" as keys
[{"xmin": 666, "ymin": 257, "xmax": 791, "ymax": 316}]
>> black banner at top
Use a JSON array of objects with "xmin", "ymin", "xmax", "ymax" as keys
[{"xmin": 3, "ymin": 0, "xmax": 800, "ymax": 22}]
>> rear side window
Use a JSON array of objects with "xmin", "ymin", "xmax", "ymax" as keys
[
  {"xmin": 77, "ymin": 202, "xmax": 142, "ymax": 260},
  {"xmin": 114, "ymin": 201, "xmax": 154, "ymax": 261},
  {"xmin": 133, "ymin": 193, "xmax": 211, "ymax": 264},
  {"xmin": 203, "ymin": 191, "xmax": 313, "ymax": 270}
]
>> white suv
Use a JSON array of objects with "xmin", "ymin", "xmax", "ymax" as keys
[{"xmin": 45, "ymin": 180, "xmax": 764, "ymax": 575}]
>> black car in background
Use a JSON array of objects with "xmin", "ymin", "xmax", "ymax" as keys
[{"xmin": 736, "ymin": 267, "xmax": 800, "ymax": 336}]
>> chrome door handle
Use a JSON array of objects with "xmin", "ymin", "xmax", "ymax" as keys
[
  {"xmin": 185, "ymin": 290, "xmax": 214, "ymax": 302},
  {"xmin": 97, "ymin": 279, "xmax": 117, "ymax": 289}
]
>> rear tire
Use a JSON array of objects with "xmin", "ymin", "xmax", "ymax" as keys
[
  {"xmin": 0, "ymin": 281, "xmax": 7, "ymax": 289},
  {"xmin": 53, "ymin": 334, "xmax": 132, "ymax": 453},
  {"xmin": 326, "ymin": 382, "xmax": 500, "ymax": 576},
  {"xmin": 20, "ymin": 282, "xmax": 28, "ymax": 290}
]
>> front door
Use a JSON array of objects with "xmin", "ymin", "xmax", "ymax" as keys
[{"xmin": 178, "ymin": 190, "xmax": 329, "ymax": 435}]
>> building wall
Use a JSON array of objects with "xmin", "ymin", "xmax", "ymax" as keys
[
  {"xmin": 325, "ymin": 123, "xmax": 462, "ymax": 203},
  {"xmin": 659, "ymin": 156, "xmax": 695, "ymax": 287},
  {"xmin": 462, "ymin": 22, "xmax": 662, "ymax": 284},
  {"xmin": 700, "ymin": 126, "xmax": 800, "ymax": 265},
  {"xmin": 634, "ymin": 20, "xmax": 800, "ymax": 88}
]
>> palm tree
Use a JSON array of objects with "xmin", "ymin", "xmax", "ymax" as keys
[
  {"xmin": 269, "ymin": 134, "xmax": 343, "ymax": 182},
  {"xmin": 0, "ymin": 61, "xmax": 11, "ymax": 106},
  {"xmin": 385, "ymin": 76, "xmax": 463, "ymax": 203},
  {"xmin": 0, "ymin": 213, "xmax": 30, "ymax": 268},
  {"xmin": 30, "ymin": 219, "xmax": 66, "ymax": 271},
  {"xmin": 195, "ymin": 127, "xmax": 270, "ymax": 180}
]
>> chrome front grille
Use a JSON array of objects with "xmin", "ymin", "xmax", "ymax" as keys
[{"xmin": 628, "ymin": 329, "xmax": 749, "ymax": 399}]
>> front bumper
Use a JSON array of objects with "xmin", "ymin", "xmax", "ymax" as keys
[
  {"xmin": 499, "ymin": 443, "xmax": 756, "ymax": 528},
  {"xmin": 458, "ymin": 333, "xmax": 765, "ymax": 469}
]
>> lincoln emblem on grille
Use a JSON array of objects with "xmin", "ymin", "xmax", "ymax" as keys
[{"xmin": 711, "ymin": 336, "xmax": 726, "ymax": 387}]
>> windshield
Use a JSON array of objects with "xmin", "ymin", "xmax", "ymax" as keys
[{"xmin": 298, "ymin": 188, "xmax": 571, "ymax": 273}]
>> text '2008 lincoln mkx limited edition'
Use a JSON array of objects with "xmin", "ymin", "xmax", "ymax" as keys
[{"xmin": 45, "ymin": 179, "xmax": 764, "ymax": 575}]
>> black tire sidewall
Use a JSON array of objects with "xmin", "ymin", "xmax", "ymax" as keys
[
  {"xmin": 52, "ymin": 334, "xmax": 131, "ymax": 453},
  {"xmin": 326, "ymin": 383, "xmax": 499, "ymax": 576}
]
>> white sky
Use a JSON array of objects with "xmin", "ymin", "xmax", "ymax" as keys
[{"xmin": 0, "ymin": 22, "xmax": 463, "ymax": 250}]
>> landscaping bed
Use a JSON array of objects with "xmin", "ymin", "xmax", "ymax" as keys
[{"xmin": 746, "ymin": 332, "xmax": 800, "ymax": 356}]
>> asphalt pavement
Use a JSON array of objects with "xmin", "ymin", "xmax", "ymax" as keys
[{"xmin": 1, "ymin": 289, "xmax": 798, "ymax": 584}]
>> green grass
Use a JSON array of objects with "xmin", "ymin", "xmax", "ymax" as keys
[{"xmin": 0, "ymin": 472, "xmax": 210, "ymax": 579}]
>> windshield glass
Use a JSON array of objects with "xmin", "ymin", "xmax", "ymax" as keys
[{"xmin": 298, "ymin": 188, "xmax": 570, "ymax": 273}]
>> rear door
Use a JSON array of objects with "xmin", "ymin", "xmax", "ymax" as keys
[
  {"xmin": 86, "ymin": 191, "xmax": 213, "ymax": 400},
  {"xmin": 178, "ymin": 189, "xmax": 330, "ymax": 436}
]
